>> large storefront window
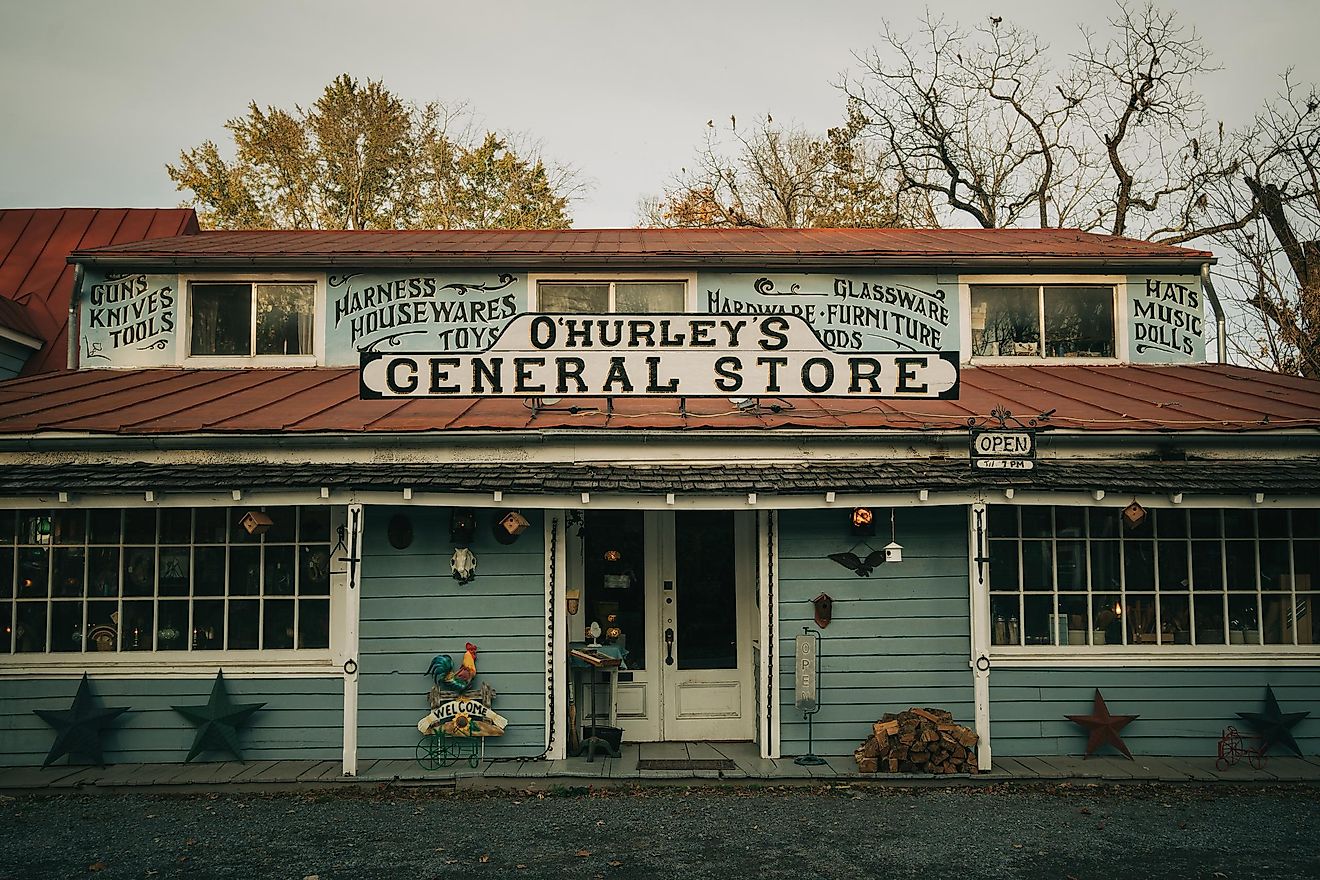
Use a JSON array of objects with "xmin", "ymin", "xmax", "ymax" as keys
[
  {"xmin": 988, "ymin": 505, "xmax": 1318, "ymax": 650},
  {"xmin": 0, "ymin": 506, "xmax": 332, "ymax": 655}
]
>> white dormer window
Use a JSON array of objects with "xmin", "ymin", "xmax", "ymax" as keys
[
  {"xmin": 534, "ymin": 279, "xmax": 689, "ymax": 313},
  {"xmin": 970, "ymin": 284, "xmax": 1116, "ymax": 359},
  {"xmin": 189, "ymin": 281, "xmax": 315, "ymax": 357}
]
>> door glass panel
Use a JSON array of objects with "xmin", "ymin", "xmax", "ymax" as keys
[
  {"xmin": 675, "ymin": 511, "xmax": 737, "ymax": 670},
  {"xmin": 583, "ymin": 510, "xmax": 646, "ymax": 670}
]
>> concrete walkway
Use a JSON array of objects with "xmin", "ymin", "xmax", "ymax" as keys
[{"xmin": 4, "ymin": 741, "xmax": 1319, "ymax": 793}]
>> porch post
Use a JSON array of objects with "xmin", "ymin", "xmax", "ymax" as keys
[
  {"xmin": 545, "ymin": 512, "xmax": 569, "ymax": 759},
  {"xmin": 341, "ymin": 502, "xmax": 364, "ymax": 776},
  {"xmin": 758, "ymin": 509, "xmax": 781, "ymax": 759},
  {"xmin": 967, "ymin": 500, "xmax": 993, "ymax": 770}
]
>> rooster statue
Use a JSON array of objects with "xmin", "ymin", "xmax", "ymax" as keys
[{"xmin": 427, "ymin": 642, "xmax": 479, "ymax": 695}]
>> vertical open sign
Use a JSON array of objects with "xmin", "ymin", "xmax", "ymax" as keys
[{"xmin": 795, "ymin": 634, "xmax": 818, "ymax": 712}]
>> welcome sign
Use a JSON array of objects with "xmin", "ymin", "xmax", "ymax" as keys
[{"xmin": 360, "ymin": 313, "xmax": 960, "ymax": 399}]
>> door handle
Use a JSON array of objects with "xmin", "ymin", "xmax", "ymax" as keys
[{"xmin": 664, "ymin": 627, "xmax": 674, "ymax": 665}]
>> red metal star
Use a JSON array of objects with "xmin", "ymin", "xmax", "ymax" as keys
[{"xmin": 1065, "ymin": 689, "xmax": 1139, "ymax": 760}]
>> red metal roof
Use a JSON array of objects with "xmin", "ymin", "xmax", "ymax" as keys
[
  {"xmin": 0, "ymin": 296, "xmax": 41, "ymax": 343},
  {"xmin": 70, "ymin": 227, "xmax": 1214, "ymax": 269},
  {"xmin": 0, "ymin": 208, "xmax": 200, "ymax": 375},
  {"xmin": 0, "ymin": 364, "xmax": 1315, "ymax": 436}
]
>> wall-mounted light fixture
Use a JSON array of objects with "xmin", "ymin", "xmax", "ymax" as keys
[
  {"xmin": 851, "ymin": 507, "xmax": 875, "ymax": 537},
  {"xmin": 449, "ymin": 508, "xmax": 477, "ymax": 547}
]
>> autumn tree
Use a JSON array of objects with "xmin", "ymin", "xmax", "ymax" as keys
[
  {"xmin": 168, "ymin": 74, "xmax": 578, "ymax": 230},
  {"xmin": 641, "ymin": 116, "xmax": 936, "ymax": 228}
]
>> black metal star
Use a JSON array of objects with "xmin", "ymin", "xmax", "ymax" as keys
[
  {"xmin": 1065, "ymin": 689, "xmax": 1139, "ymax": 760},
  {"xmin": 173, "ymin": 670, "xmax": 266, "ymax": 762},
  {"xmin": 1237, "ymin": 685, "xmax": 1310, "ymax": 757},
  {"xmin": 33, "ymin": 674, "xmax": 130, "ymax": 767}
]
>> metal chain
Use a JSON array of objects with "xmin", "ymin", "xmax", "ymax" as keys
[{"xmin": 766, "ymin": 511, "xmax": 776, "ymax": 751}]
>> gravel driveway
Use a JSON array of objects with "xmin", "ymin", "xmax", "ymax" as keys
[{"xmin": 1, "ymin": 783, "xmax": 1317, "ymax": 880}]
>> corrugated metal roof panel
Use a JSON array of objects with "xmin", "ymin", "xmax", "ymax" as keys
[
  {"xmin": 0, "ymin": 364, "xmax": 1317, "ymax": 436},
  {"xmin": 71, "ymin": 227, "xmax": 1214, "ymax": 267},
  {"xmin": 0, "ymin": 208, "xmax": 200, "ymax": 375}
]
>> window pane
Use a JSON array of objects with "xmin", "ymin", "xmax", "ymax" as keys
[
  {"xmin": 194, "ymin": 547, "xmax": 226, "ymax": 596},
  {"xmin": 18, "ymin": 548, "xmax": 48, "ymax": 596},
  {"xmin": 89, "ymin": 509, "xmax": 121, "ymax": 545},
  {"xmin": 52, "ymin": 510, "xmax": 85, "ymax": 544},
  {"xmin": 1160, "ymin": 594, "xmax": 1191, "ymax": 643},
  {"xmin": 18, "ymin": 511, "xmax": 51, "ymax": 545},
  {"xmin": 1057, "ymin": 541, "xmax": 1086, "ymax": 591},
  {"xmin": 88, "ymin": 548, "xmax": 120, "ymax": 598},
  {"xmin": 1259, "ymin": 541, "xmax": 1289, "ymax": 591},
  {"xmin": 1229, "ymin": 595, "xmax": 1261, "ymax": 644},
  {"xmin": 1301, "ymin": 594, "xmax": 1318, "ymax": 646},
  {"xmin": 538, "ymin": 283, "xmax": 608, "ymax": 313},
  {"xmin": 1193, "ymin": 595, "xmax": 1225, "ymax": 645},
  {"xmin": 1224, "ymin": 509, "xmax": 1255, "ymax": 538},
  {"xmin": 1261, "ymin": 594, "xmax": 1294, "ymax": 644},
  {"xmin": 1259, "ymin": 509, "xmax": 1289, "ymax": 538},
  {"xmin": 615, "ymin": 282, "xmax": 685, "ymax": 313},
  {"xmin": 1089, "ymin": 508, "xmax": 1120, "ymax": 539},
  {"xmin": 1021, "ymin": 541, "xmax": 1053, "ymax": 591},
  {"xmin": 988, "ymin": 506, "xmax": 1018, "ymax": 538},
  {"xmin": 0, "ymin": 510, "xmax": 13, "ymax": 543},
  {"xmin": 255, "ymin": 284, "xmax": 314, "ymax": 355},
  {"xmin": 299, "ymin": 506, "xmax": 331, "ymax": 542},
  {"xmin": 298, "ymin": 599, "xmax": 330, "ymax": 649},
  {"xmin": 1293, "ymin": 509, "xmax": 1319, "ymax": 539},
  {"xmin": 0, "ymin": 546, "xmax": 12, "ymax": 598},
  {"xmin": 1190, "ymin": 509, "xmax": 1221, "ymax": 538},
  {"xmin": 86, "ymin": 601, "xmax": 118, "ymax": 651},
  {"xmin": 194, "ymin": 508, "xmax": 228, "ymax": 544},
  {"xmin": 1154, "ymin": 509, "xmax": 1187, "ymax": 538},
  {"xmin": 1125, "ymin": 596, "xmax": 1154, "ymax": 646},
  {"xmin": 159, "ymin": 548, "xmax": 190, "ymax": 596},
  {"xmin": 299, "ymin": 545, "xmax": 331, "ymax": 595},
  {"xmin": 264, "ymin": 545, "xmax": 295, "ymax": 595},
  {"xmin": 122, "ymin": 601, "xmax": 153, "ymax": 651},
  {"xmin": 262, "ymin": 507, "xmax": 297, "ymax": 543},
  {"xmin": 971, "ymin": 286, "xmax": 1038, "ymax": 356},
  {"xmin": 675, "ymin": 511, "xmax": 737, "ymax": 670},
  {"xmin": 1057, "ymin": 594, "xmax": 1088, "ymax": 644},
  {"xmin": 989, "ymin": 540, "xmax": 1019, "ymax": 590},
  {"xmin": 1190, "ymin": 541, "xmax": 1223, "ymax": 591},
  {"xmin": 0, "ymin": 604, "xmax": 10, "ymax": 652},
  {"xmin": 263, "ymin": 599, "xmax": 295, "ymax": 650},
  {"xmin": 193, "ymin": 599, "xmax": 224, "ymax": 650},
  {"xmin": 123, "ymin": 547, "xmax": 155, "ymax": 597},
  {"xmin": 124, "ymin": 509, "xmax": 156, "ymax": 544},
  {"xmin": 229, "ymin": 546, "xmax": 260, "ymax": 596},
  {"xmin": 1124, "ymin": 541, "xmax": 1155, "ymax": 590},
  {"xmin": 1090, "ymin": 542, "xmax": 1121, "ymax": 590},
  {"xmin": 157, "ymin": 601, "xmax": 189, "ymax": 651},
  {"xmin": 1225, "ymin": 541, "xmax": 1257, "ymax": 590},
  {"xmin": 1294, "ymin": 540, "xmax": 1319, "ymax": 592},
  {"xmin": 52, "ymin": 548, "xmax": 85, "ymax": 597},
  {"xmin": 1093, "ymin": 595, "xmax": 1122, "ymax": 645},
  {"xmin": 15, "ymin": 602, "xmax": 47, "ymax": 652},
  {"xmin": 1043, "ymin": 286, "xmax": 1114, "ymax": 357},
  {"xmin": 191, "ymin": 283, "xmax": 252, "ymax": 355},
  {"xmin": 160, "ymin": 509, "xmax": 192, "ymax": 545},
  {"xmin": 990, "ymin": 595, "xmax": 1021, "ymax": 646},
  {"xmin": 228, "ymin": 600, "xmax": 259, "ymax": 649},
  {"xmin": 1021, "ymin": 507, "xmax": 1052, "ymax": 538},
  {"xmin": 50, "ymin": 602, "xmax": 83, "ymax": 653},
  {"xmin": 1158, "ymin": 541, "xmax": 1190, "ymax": 591},
  {"xmin": 1055, "ymin": 507, "xmax": 1085, "ymax": 537},
  {"xmin": 1023, "ymin": 594, "xmax": 1053, "ymax": 645}
]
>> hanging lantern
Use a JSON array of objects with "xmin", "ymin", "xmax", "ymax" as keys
[
  {"xmin": 850, "ymin": 507, "xmax": 876, "ymax": 537},
  {"xmin": 449, "ymin": 508, "xmax": 476, "ymax": 547}
]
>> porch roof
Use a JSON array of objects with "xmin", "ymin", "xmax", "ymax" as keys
[{"xmin": 3, "ymin": 459, "xmax": 1319, "ymax": 497}]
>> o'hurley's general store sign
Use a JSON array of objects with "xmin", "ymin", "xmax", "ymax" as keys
[{"xmin": 359, "ymin": 314, "xmax": 960, "ymax": 399}]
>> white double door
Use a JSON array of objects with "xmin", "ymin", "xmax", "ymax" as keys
[{"xmin": 570, "ymin": 509, "xmax": 755, "ymax": 742}]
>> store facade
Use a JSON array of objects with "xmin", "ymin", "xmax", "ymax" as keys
[{"xmin": 0, "ymin": 216, "xmax": 1317, "ymax": 771}]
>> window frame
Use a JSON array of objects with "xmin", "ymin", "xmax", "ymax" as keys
[
  {"xmin": 179, "ymin": 272, "xmax": 326, "ymax": 366},
  {"xmin": 985, "ymin": 502, "xmax": 1320, "ymax": 664},
  {"xmin": 529, "ymin": 272, "xmax": 697, "ymax": 313},
  {"xmin": 0, "ymin": 502, "xmax": 346, "ymax": 675},
  {"xmin": 960, "ymin": 274, "xmax": 1127, "ymax": 364}
]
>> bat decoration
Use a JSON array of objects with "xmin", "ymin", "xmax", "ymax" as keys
[{"xmin": 827, "ymin": 549, "xmax": 887, "ymax": 577}]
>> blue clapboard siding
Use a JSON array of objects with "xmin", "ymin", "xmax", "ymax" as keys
[
  {"xmin": 990, "ymin": 667, "xmax": 1320, "ymax": 756},
  {"xmin": 777, "ymin": 507, "xmax": 973, "ymax": 756},
  {"xmin": 0, "ymin": 676, "xmax": 342, "ymax": 766},
  {"xmin": 357, "ymin": 506, "xmax": 547, "ymax": 759},
  {"xmin": 0, "ymin": 338, "xmax": 32, "ymax": 379}
]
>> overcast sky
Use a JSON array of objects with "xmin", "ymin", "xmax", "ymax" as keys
[{"xmin": 1, "ymin": 0, "xmax": 1316, "ymax": 228}]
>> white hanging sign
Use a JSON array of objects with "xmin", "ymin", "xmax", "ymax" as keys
[{"xmin": 360, "ymin": 313, "xmax": 959, "ymax": 399}]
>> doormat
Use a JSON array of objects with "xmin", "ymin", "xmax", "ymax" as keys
[{"xmin": 636, "ymin": 759, "xmax": 738, "ymax": 771}]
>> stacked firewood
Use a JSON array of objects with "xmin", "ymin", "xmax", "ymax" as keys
[{"xmin": 853, "ymin": 707, "xmax": 979, "ymax": 774}]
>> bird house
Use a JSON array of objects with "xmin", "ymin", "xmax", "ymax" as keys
[
  {"xmin": 499, "ymin": 511, "xmax": 530, "ymax": 537},
  {"xmin": 239, "ymin": 510, "xmax": 273, "ymax": 536},
  {"xmin": 1123, "ymin": 501, "xmax": 1148, "ymax": 530},
  {"xmin": 883, "ymin": 541, "xmax": 904, "ymax": 563}
]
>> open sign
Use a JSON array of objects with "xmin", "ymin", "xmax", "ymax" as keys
[{"xmin": 970, "ymin": 429, "xmax": 1036, "ymax": 470}]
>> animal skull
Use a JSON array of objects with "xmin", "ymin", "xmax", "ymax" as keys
[{"xmin": 451, "ymin": 547, "xmax": 478, "ymax": 584}]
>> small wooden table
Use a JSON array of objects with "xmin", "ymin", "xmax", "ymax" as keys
[{"xmin": 570, "ymin": 646, "xmax": 623, "ymax": 761}]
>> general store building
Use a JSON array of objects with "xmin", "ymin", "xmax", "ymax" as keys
[{"xmin": 1, "ymin": 208, "xmax": 1317, "ymax": 771}]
